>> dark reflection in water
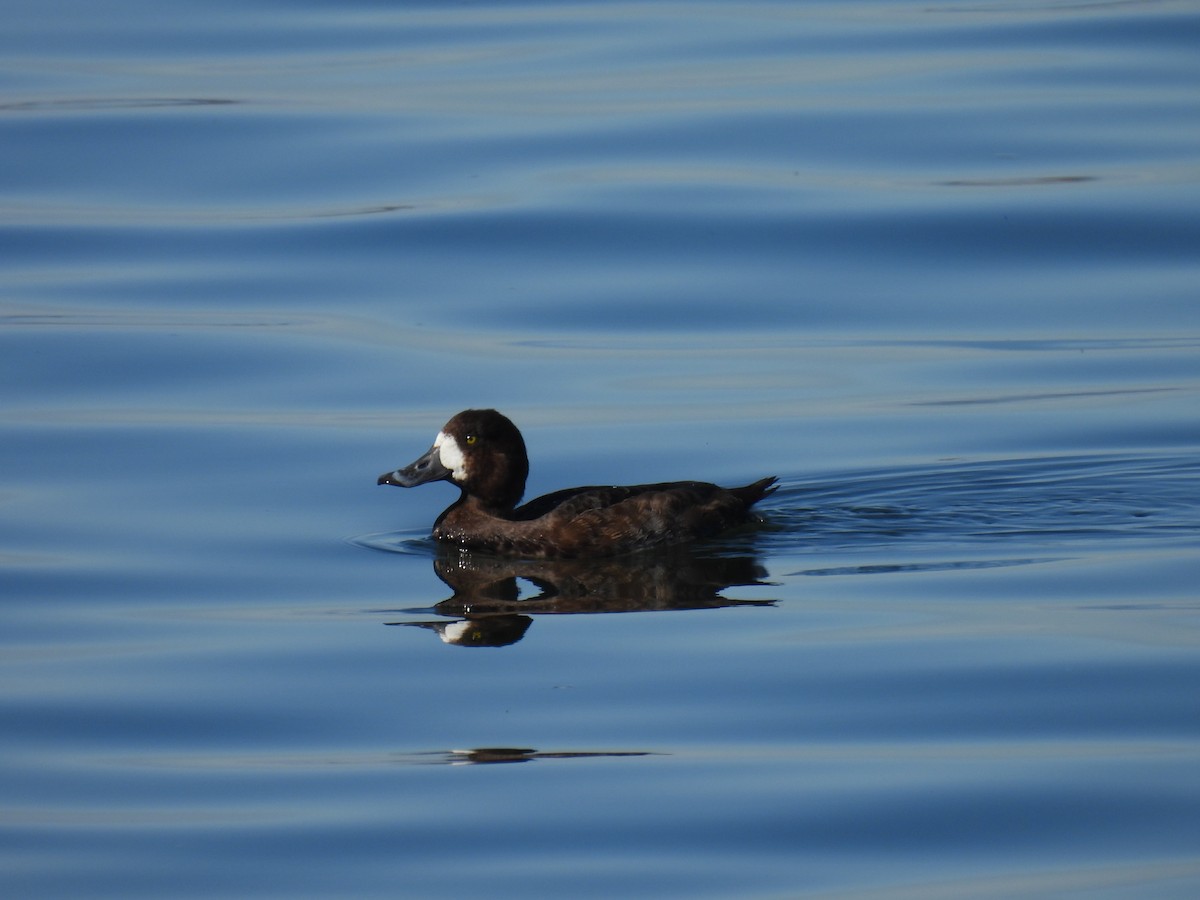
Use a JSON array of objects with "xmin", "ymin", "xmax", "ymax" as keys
[
  {"xmin": 0, "ymin": 97, "xmax": 239, "ymax": 113},
  {"xmin": 387, "ymin": 543, "xmax": 775, "ymax": 647},
  {"xmin": 936, "ymin": 174, "xmax": 1097, "ymax": 187},
  {"xmin": 400, "ymin": 747, "xmax": 658, "ymax": 766},
  {"xmin": 791, "ymin": 557, "xmax": 1064, "ymax": 577}
]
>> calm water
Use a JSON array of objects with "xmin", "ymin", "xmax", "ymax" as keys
[{"xmin": 3, "ymin": 1, "xmax": 1200, "ymax": 897}]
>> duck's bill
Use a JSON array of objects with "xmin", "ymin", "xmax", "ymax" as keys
[{"xmin": 378, "ymin": 445, "xmax": 450, "ymax": 487}]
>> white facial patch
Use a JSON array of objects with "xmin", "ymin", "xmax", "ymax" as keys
[{"xmin": 434, "ymin": 431, "xmax": 468, "ymax": 481}]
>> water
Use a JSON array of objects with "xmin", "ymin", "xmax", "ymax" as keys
[{"xmin": 3, "ymin": 1, "xmax": 1199, "ymax": 897}]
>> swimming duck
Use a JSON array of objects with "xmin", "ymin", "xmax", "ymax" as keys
[{"xmin": 377, "ymin": 409, "xmax": 777, "ymax": 558}]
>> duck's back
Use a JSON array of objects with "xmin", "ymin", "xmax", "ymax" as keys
[{"xmin": 505, "ymin": 476, "xmax": 777, "ymax": 558}]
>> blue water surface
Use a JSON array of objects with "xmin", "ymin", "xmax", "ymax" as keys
[{"xmin": 2, "ymin": 1, "xmax": 1199, "ymax": 897}]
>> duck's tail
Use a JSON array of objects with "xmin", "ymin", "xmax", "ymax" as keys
[{"xmin": 733, "ymin": 476, "xmax": 779, "ymax": 509}]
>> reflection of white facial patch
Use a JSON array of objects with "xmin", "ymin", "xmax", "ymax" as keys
[
  {"xmin": 434, "ymin": 431, "xmax": 468, "ymax": 481},
  {"xmin": 439, "ymin": 621, "xmax": 474, "ymax": 644}
]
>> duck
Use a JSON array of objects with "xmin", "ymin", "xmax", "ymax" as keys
[{"xmin": 377, "ymin": 409, "xmax": 777, "ymax": 558}]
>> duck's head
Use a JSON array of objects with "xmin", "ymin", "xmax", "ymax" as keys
[{"xmin": 378, "ymin": 409, "xmax": 529, "ymax": 510}]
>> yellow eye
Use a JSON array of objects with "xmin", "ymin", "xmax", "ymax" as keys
[{"xmin": 465, "ymin": 434, "xmax": 477, "ymax": 445}]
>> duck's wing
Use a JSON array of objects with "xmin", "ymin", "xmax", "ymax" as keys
[{"xmin": 510, "ymin": 484, "xmax": 650, "ymax": 521}]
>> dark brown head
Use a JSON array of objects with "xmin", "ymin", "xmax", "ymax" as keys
[{"xmin": 377, "ymin": 409, "xmax": 529, "ymax": 511}]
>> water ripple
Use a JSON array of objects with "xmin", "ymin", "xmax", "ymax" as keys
[{"xmin": 762, "ymin": 451, "xmax": 1200, "ymax": 555}]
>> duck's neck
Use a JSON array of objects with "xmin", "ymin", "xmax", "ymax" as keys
[
  {"xmin": 433, "ymin": 491, "xmax": 531, "ymax": 549},
  {"xmin": 434, "ymin": 490, "xmax": 515, "ymax": 529}
]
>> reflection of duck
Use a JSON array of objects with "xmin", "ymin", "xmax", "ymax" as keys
[
  {"xmin": 378, "ymin": 409, "xmax": 776, "ymax": 558},
  {"xmin": 391, "ymin": 543, "xmax": 775, "ymax": 647}
]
